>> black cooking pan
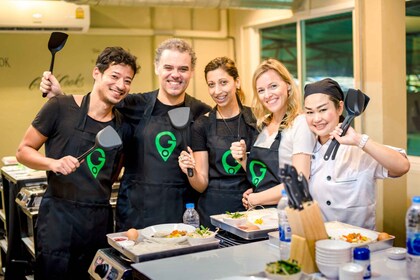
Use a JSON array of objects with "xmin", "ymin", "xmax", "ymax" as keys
[
  {"xmin": 324, "ymin": 89, "xmax": 370, "ymax": 160},
  {"xmin": 168, "ymin": 107, "xmax": 193, "ymax": 177},
  {"xmin": 42, "ymin": 32, "xmax": 68, "ymax": 97},
  {"xmin": 77, "ymin": 125, "xmax": 122, "ymax": 162}
]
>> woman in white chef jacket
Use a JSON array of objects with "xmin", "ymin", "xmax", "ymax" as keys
[{"xmin": 303, "ymin": 78, "xmax": 410, "ymax": 230}]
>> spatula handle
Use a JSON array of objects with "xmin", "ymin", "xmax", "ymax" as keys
[{"xmin": 187, "ymin": 168, "xmax": 193, "ymax": 177}]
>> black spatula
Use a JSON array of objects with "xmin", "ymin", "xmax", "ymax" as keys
[
  {"xmin": 168, "ymin": 107, "xmax": 194, "ymax": 177},
  {"xmin": 42, "ymin": 32, "xmax": 68, "ymax": 97},
  {"xmin": 77, "ymin": 126, "xmax": 122, "ymax": 162}
]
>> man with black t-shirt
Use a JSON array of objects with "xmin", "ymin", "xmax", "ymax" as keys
[{"xmin": 18, "ymin": 47, "xmax": 139, "ymax": 280}]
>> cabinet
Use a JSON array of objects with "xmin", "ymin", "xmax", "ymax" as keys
[{"xmin": 0, "ymin": 165, "xmax": 46, "ymax": 280}]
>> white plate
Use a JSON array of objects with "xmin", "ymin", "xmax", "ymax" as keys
[
  {"xmin": 246, "ymin": 209, "xmax": 278, "ymax": 230},
  {"xmin": 327, "ymin": 227, "xmax": 378, "ymax": 245},
  {"xmin": 140, "ymin": 223, "xmax": 195, "ymax": 244},
  {"xmin": 386, "ymin": 247, "xmax": 407, "ymax": 260}
]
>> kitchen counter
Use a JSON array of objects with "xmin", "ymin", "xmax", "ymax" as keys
[{"xmin": 131, "ymin": 240, "xmax": 409, "ymax": 280}]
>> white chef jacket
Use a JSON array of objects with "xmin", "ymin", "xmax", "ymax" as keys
[{"xmin": 309, "ymin": 139, "xmax": 406, "ymax": 230}]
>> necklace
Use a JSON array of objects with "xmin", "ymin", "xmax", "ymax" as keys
[{"xmin": 217, "ymin": 108, "xmax": 242, "ymax": 140}]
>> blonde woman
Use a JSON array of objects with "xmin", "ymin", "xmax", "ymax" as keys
[{"xmin": 231, "ymin": 58, "xmax": 315, "ymax": 208}]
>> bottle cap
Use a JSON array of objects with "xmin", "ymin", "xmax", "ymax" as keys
[
  {"xmin": 281, "ymin": 189, "xmax": 287, "ymax": 197},
  {"xmin": 353, "ymin": 247, "xmax": 370, "ymax": 260},
  {"xmin": 186, "ymin": 203, "xmax": 194, "ymax": 209},
  {"xmin": 413, "ymin": 196, "xmax": 420, "ymax": 203}
]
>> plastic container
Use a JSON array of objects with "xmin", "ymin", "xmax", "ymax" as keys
[
  {"xmin": 353, "ymin": 247, "xmax": 371, "ymax": 279},
  {"xmin": 406, "ymin": 196, "xmax": 420, "ymax": 280},
  {"xmin": 277, "ymin": 189, "xmax": 291, "ymax": 260},
  {"xmin": 183, "ymin": 203, "xmax": 200, "ymax": 228}
]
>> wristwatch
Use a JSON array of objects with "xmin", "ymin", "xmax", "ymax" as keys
[{"xmin": 358, "ymin": 134, "xmax": 369, "ymax": 149}]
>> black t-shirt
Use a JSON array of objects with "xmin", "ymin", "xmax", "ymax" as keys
[
  {"xmin": 152, "ymin": 98, "xmax": 185, "ymax": 116},
  {"xmin": 192, "ymin": 112, "xmax": 245, "ymax": 151}
]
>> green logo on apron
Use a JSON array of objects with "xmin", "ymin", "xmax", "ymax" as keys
[
  {"xmin": 222, "ymin": 150, "xmax": 242, "ymax": 174},
  {"xmin": 87, "ymin": 148, "xmax": 106, "ymax": 178},
  {"xmin": 155, "ymin": 131, "xmax": 176, "ymax": 162},
  {"xmin": 249, "ymin": 160, "xmax": 267, "ymax": 188}
]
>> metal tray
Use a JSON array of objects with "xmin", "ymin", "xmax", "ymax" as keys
[
  {"xmin": 210, "ymin": 209, "xmax": 278, "ymax": 240},
  {"xmin": 268, "ymin": 222, "xmax": 395, "ymax": 252},
  {"xmin": 107, "ymin": 231, "xmax": 220, "ymax": 263}
]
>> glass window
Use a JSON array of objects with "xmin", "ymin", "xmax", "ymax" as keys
[
  {"xmin": 406, "ymin": 1, "xmax": 420, "ymax": 156},
  {"xmin": 261, "ymin": 23, "xmax": 298, "ymax": 78},
  {"xmin": 303, "ymin": 13, "xmax": 353, "ymax": 92},
  {"xmin": 260, "ymin": 12, "xmax": 353, "ymax": 92}
]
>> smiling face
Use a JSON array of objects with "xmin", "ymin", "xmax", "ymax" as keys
[
  {"xmin": 94, "ymin": 63, "xmax": 134, "ymax": 105},
  {"xmin": 206, "ymin": 67, "xmax": 239, "ymax": 109},
  {"xmin": 255, "ymin": 69, "xmax": 289, "ymax": 118},
  {"xmin": 155, "ymin": 49, "xmax": 193, "ymax": 104},
  {"xmin": 304, "ymin": 93, "xmax": 344, "ymax": 144}
]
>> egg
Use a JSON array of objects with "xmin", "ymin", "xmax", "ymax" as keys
[
  {"xmin": 126, "ymin": 228, "xmax": 139, "ymax": 241},
  {"xmin": 378, "ymin": 232, "xmax": 391, "ymax": 241}
]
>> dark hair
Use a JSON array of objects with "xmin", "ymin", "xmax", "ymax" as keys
[
  {"xmin": 328, "ymin": 95, "xmax": 345, "ymax": 122},
  {"xmin": 204, "ymin": 57, "xmax": 245, "ymax": 103},
  {"xmin": 154, "ymin": 38, "xmax": 197, "ymax": 70},
  {"xmin": 96, "ymin": 47, "xmax": 140, "ymax": 77}
]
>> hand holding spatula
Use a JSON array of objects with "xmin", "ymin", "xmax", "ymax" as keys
[{"xmin": 42, "ymin": 32, "xmax": 68, "ymax": 97}]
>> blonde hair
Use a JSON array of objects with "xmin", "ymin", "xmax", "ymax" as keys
[{"xmin": 251, "ymin": 58, "xmax": 301, "ymax": 130}]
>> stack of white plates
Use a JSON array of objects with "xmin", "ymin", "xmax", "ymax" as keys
[{"xmin": 315, "ymin": 239, "xmax": 352, "ymax": 279}]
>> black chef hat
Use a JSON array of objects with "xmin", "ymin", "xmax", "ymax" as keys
[{"xmin": 304, "ymin": 78, "xmax": 344, "ymax": 101}]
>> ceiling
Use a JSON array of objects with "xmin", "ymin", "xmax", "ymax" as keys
[{"xmin": 64, "ymin": 0, "xmax": 304, "ymax": 9}]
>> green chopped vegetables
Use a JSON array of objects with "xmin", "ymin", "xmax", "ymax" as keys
[
  {"xmin": 188, "ymin": 226, "xmax": 214, "ymax": 238},
  {"xmin": 265, "ymin": 260, "xmax": 301, "ymax": 275},
  {"xmin": 194, "ymin": 226, "xmax": 211, "ymax": 236},
  {"xmin": 225, "ymin": 211, "xmax": 245, "ymax": 219}
]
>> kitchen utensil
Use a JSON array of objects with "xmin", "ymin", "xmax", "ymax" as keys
[
  {"xmin": 168, "ymin": 107, "xmax": 193, "ymax": 177},
  {"xmin": 42, "ymin": 32, "xmax": 68, "ymax": 97},
  {"xmin": 324, "ymin": 89, "xmax": 370, "ymax": 160},
  {"xmin": 279, "ymin": 164, "xmax": 311, "ymax": 210},
  {"xmin": 77, "ymin": 125, "xmax": 122, "ymax": 162}
]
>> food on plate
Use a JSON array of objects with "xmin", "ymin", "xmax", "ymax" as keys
[
  {"xmin": 153, "ymin": 229, "xmax": 187, "ymax": 238},
  {"xmin": 188, "ymin": 226, "xmax": 215, "ymax": 238},
  {"xmin": 112, "ymin": 236, "xmax": 128, "ymax": 242},
  {"xmin": 340, "ymin": 232, "xmax": 373, "ymax": 243},
  {"xmin": 265, "ymin": 260, "xmax": 301, "ymax": 278},
  {"xmin": 238, "ymin": 224, "xmax": 260, "ymax": 231},
  {"xmin": 254, "ymin": 218, "xmax": 264, "ymax": 225},
  {"xmin": 225, "ymin": 211, "xmax": 246, "ymax": 219},
  {"xmin": 378, "ymin": 232, "xmax": 391, "ymax": 241},
  {"xmin": 126, "ymin": 228, "xmax": 139, "ymax": 241}
]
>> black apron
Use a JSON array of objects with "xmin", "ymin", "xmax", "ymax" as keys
[
  {"xmin": 117, "ymin": 106, "xmax": 189, "ymax": 230},
  {"xmin": 35, "ymin": 94, "xmax": 120, "ymax": 280},
  {"xmin": 197, "ymin": 109, "xmax": 254, "ymax": 229},
  {"xmin": 246, "ymin": 132, "xmax": 282, "ymax": 196}
]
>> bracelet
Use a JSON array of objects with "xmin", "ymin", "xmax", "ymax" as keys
[{"xmin": 358, "ymin": 134, "xmax": 369, "ymax": 149}]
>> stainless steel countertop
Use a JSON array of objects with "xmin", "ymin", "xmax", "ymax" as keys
[{"xmin": 131, "ymin": 240, "xmax": 409, "ymax": 280}]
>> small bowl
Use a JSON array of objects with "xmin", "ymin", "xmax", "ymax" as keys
[
  {"xmin": 386, "ymin": 247, "xmax": 407, "ymax": 260},
  {"xmin": 264, "ymin": 270, "xmax": 302, "ymax": 280},
  {"xmin": 316, "ymin": 261, "xmax": 340, "ymax": 279},
  {"xmin": 339, "ymin": 263, "xmax": 364, "ymax": 280},
  {"xmin": 187, "ymin": 232, "xmax": 217, "ymax": 246},
  {"xmin": 222, "ymin": 216, "xmax": 247, "ymax": 227}
]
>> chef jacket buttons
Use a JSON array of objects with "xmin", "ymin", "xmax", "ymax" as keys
[
  {"xmin": 326, "ymin": 200, "xmax": 331, "ymax": 206},
  {"xmin": 326, "ymin": 175, "xmax": 331, "ymax": 181},
  {"xmin": 312, "ymin": 155, "xmax": 315, "ymax": 159}
]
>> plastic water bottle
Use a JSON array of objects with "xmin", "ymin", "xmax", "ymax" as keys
[
  {"xmin": 277, "ymin": 189, "xmax": 291, "ymax": 260},
  {"xmin": 183, "ymin": 203, "xmax": 200, "ymax": 228},
  {"xmin": 406, "ymin": 196, "xmax": 420, "ymax": 280}
]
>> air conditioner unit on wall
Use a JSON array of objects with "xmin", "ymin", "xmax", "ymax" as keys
[{"xmin": 0, "ymin": 1, "xmax": 90, "ymax": 33}]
